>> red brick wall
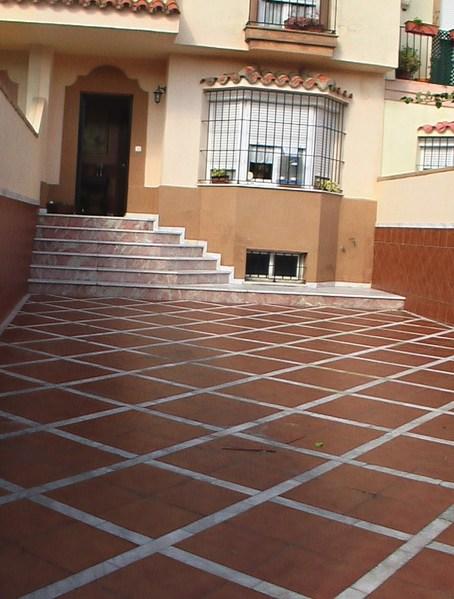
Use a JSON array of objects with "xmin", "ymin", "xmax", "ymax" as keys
[
  {"xmin": 0, "ymin": 196, "xmax": 38, "ymax": 325},
  {"xmin": 372, "ymin": 227, "xmax": 454, "ymax": 324}
]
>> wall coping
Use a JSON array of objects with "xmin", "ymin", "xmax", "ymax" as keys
[
  {"xmin": 378, "ymin": 167, "xmax": 454, "ymax": 182},
  {"xmin": 0, "ymin": 85, "xmax": 38, "ymax": 137}
]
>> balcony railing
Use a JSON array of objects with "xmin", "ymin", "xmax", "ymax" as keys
[
  {"xmin": 248, "ymin": 0, "xmax": 337, "ymax": 34},
  {"xmin": 397, "ymin": 26, "xmax": 454, "ymax": 85}
]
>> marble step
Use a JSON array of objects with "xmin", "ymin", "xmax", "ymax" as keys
[
  {"xmin": 32, "ymin": 239, "xmax": 206, "ymax": 257},
  {"xmin": 32, "ymin": 252, "xmax": 219, "ymax": 271},
  {"xmin": 35, "ymin": 225, "xmax": 181, "ymax": 244},
  {"xmin": 29, "ymin": 265, "xmax": 232, "ymax": 285},
  {"xmin": 38, "ymin": 214, "xmax": 157, "ymax": 230}
]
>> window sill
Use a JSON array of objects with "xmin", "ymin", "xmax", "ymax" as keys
[
  {"xmin": 198, "ymin": 182, "xmax": 343, "ymax": 195},
  {"xmin": 244, "ymin": 24, "xmax": 337, "ymax": 57}
]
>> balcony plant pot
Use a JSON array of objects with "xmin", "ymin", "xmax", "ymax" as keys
[
  {"xmin": 211, "ymin": 177, "xmax": 231, "ymax": 184},
  {"xmin": 397, "ymin": 46, "xmax": 421, "ymax": 80},
  {"xmin": 284, "ymin": 17, "xmax": 324, "ymax": 32},
  {"xmin": 405, "ymin": 20, "xmax": 439, "ymax": 37},
  {"xmin": 210, "ymin": 169, "xmax": 231, "ymax": 184}
]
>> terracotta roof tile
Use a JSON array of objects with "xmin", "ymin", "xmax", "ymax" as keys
[
  {"xmin": 418, "ymin": 122, "xmax": 454, "ymax": 134},
  {"xmin": 200, "ymin": 66, "xmax": 353, "ymax": 99},
  {"xmin": 0, "ymin": 0, "xmax": 180, "ymax": 14}
]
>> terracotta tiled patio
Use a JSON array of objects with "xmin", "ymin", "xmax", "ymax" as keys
[{"xmin": 0, "ymin": 296, "xmax": 453, "ymax": 598}]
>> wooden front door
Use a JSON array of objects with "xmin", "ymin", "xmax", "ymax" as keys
[{"xmin": 75, "ymin": 93, "xmax": 132, "ymax": 216}]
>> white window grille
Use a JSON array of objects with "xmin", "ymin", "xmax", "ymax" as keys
[
  {"xmin": 418, "ymin": 137, "xmax": 454, "ymax": 170},
  {"xmin": 257, "ymin": 0, "xmax": 319, "ymax": 26},
  {"xmin": 200, "ymin": 88, "xmax": 345, "ymax": 190}
]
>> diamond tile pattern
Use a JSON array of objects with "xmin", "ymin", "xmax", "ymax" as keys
[{"xmin": 0, "ymin": 295, "xmax": 453, "ymax": 598}]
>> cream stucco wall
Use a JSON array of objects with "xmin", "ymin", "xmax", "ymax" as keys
[
  {"xmin": 382, "ymin": 97, "xmax": 454, "ymax": 176},
  {"xmin": 400, "ymin": 0, "xmax": 435, "ymax": 25},
  {"xmin": 176, "ymin": 0, "xmax": 401, "ymax": 71},
  {"xmin": 0, "ymin": 90, "xmax": 41, "ymax": 202},
  {"xmin": 176, "ymin": 0, "xmax": 248, "ymax": 51},
  {"xmin": 44, "ymin": 54, "xmax": 166, "ymax": 188},
  {"xmin": 0, "ymin": 50, "xmax": 28, "ymax": 111},
  {"xmin": 335, "ymin": 0, "xmax": 401, "ymax": 69},
  {"xmin": 376, "ymin": 169, "xmax": 454, "ymax": 225},
  {"xmin": 161, "ymin": 55, "xmax": 386, "ymax": 200}
]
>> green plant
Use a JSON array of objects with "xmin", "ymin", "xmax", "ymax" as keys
[
  {"xmin": 398, "ymin": 46, "xmax": 421, "ymax": 74},
  {"xmin": 319, "ymin": 179, "xmax": 342, "ymax": 193},
  {"xmin": 211, "ymin": 168, "xmax": 228, "ymax": 178},
  {"xmin": 411, "ymin": 17, "xmax": 423, "ymax": 25},
  {"xmin": 401, "ymin": 90, "xmax": 454, "ymax": 108}
]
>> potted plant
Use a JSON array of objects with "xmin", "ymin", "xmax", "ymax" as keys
[
  {"xmin": 397, "ymin": 46, "xmax": 421, "ymax": 79},
  {"xmin": 210, "ymin": 168, "xmax": 231, "ymax": 183},
  {"xmin": 405, "ymin": 18, "xmax": 439, "ymax": 37},
  {"xmin": 284, "ymin": 16, "xmax": 325, "ymax": 32}
]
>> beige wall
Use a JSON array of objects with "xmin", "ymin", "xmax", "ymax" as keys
[
  {"xmin": 0, "ymin": 50, "xmax": 28, "ymax": 111},
  {"xmin": 400, "ymin": 0, "xmax": 435, "ymax": 24},
  {"xmin": 153, "ymin": 186, "xmax": 373, "ymax": 283},
  {"xmin": 162, "ymin": 55, "xmax": 386, "ymax": 201},
  {"xmin": 0, "ymin": 88, "xmax": 41, "ymax": 202},
  {"xmin": 44, "ymin": 55, "xmax": 167, "ymax": 201},
  {"xmin": 336, "ymin": 0, "xmax": 400, "ymax": 69},
  {"xmin": 382, "ymin": 95, "xmax": 454, "ymax": 176},
  {"xmin": 176, "ymin": 0, "xmax": 401, "ymax": 70},
  {"xmin": 376, "ymin": 169, "xmax": 454, "ymax": 225}
]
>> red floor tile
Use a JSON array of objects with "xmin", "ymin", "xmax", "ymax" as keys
[
  {"xmin": 6, "ymin": 359, "xmax": 112, "ymax": 384},
  {"xmin": 156, "ymin": 393, "xmax": 277, "ymax": 427},
  {"xmin": 361, "ymin": 381, "xmax": 453, "ymax": 408},
  {"xmin": 72, "ymin": 374, "xmax": 184, "ymax": 404},
  {"xmin": 308, "ymin": 395, "xmax": 426, "ymax": 428},
  {"xmin": 249, "ymin": 413, "xmax": 382, "ymax": 455},
  {"xmin": 101, "ymin": 554, "xmax": 228, "ymax": 599},
  {"xmin": 224, "ymin": 378, "xmax": 330, "ymax": 407},
  {"xmin": 144, "ymin": 363, "xmax": 246, "ymax": 388},
  {"xmin": 0, "ymin": 387, "xmax": 110, "ymax": 423},
  {"xmin": 362, "ymin": 436, "xmax": 454, "ymax": 481},
  {"xmin": 275, "ymin": 366, "xmax": 373, "ymax": 391},
  {"xmin": 63, "ymin": 411, "xmax": 206, "ymax": 454},
  {"xmin": 0, "ymin": 432, "xmax": 119, "ymax": 487}
]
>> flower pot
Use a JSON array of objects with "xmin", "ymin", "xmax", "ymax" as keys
[
  {"xmin": 211, "ymin": 177, "xmax": 231, "ymax": 184},
  {"xmin": 405, "ymin": 21, "xmax": 439, "ymax": 36}
]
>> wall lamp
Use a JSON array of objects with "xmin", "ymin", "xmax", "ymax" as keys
[
  {"xmin": 401, "ymin": 0, "xmax": 411, "ymax": 11},
  {"xmin": 153, "ymin": 85, "xmax": 167, "ymax": 104}
]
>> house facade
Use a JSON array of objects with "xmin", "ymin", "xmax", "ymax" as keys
[{"xmin": 0, "ymin": 0, "xmax": 453, "ymax": 323}]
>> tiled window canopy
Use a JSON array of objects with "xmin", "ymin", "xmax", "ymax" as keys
[{"xmin": 0, "ymin": 0, "xmax": 180, "ymax": 15}]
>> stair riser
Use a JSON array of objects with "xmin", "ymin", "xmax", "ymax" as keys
[
  {"xmin": 33, "ymin": 240, "xmax": 205, "ymax": 257},
  {"xmin": 32, "ymin": 254, "xmax": 218, "ymax": 270},
  {"xmin": 38, "ymin": 216, "xmax": 156, "ymax": 230},
  {"xmin": 36, "ymin": 228, "xmax": 180, "ymax": 244},
  {"xmin": 30, "ymin": 268, "xmax": 230, "ymax": 285}
]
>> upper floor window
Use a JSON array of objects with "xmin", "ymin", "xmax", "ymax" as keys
[
  {"xmin": 418, "ymin": 137, "xmax": 454, "ymax": 170},
  {"xmin": 200, "ymin": 88, "xmax": 345, "ymax": 191},
  {"xmin": 258, "ymin": 0, "xmax": 319, "ymax": 27}
]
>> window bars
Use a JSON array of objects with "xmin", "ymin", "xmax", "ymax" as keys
[
  {"xmin": 245, "ymin": 250, "xmax": 306, "ymax": 282},
  {"xmin": 418, "ymin": 137, "xmax": 454, "ymax": 170},
  {"xmin": 200, "ymin": 88, "xmax": 345, "ymax": 191},
  {"xmin": 249, "ymin": 0, "xmax": 337, "ymax": 33}
]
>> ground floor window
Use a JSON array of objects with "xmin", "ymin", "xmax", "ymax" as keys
[
  {"xmin": 200, "ymin": 88, "xmax": 345, "ymax": 190},
  {"xmin": 418, "ymin": 137, "xmax": 454, "ymax": 170},
  {"xmin": 245, "ymin": 250, "xmax": 306, "ymax": 282}
]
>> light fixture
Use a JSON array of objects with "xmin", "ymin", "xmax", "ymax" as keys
[
  {"xmin": 153, "ymin": 85, "xmax": 166, "ymax": 104},
  {"xmin": 401, "ymin": 0, "xmax": 411, "ymax": 11}
]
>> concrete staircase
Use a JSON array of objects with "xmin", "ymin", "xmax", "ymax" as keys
[{"xmin": 28, "ymin": 213, "xmax": 233, "ymax": 296}]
